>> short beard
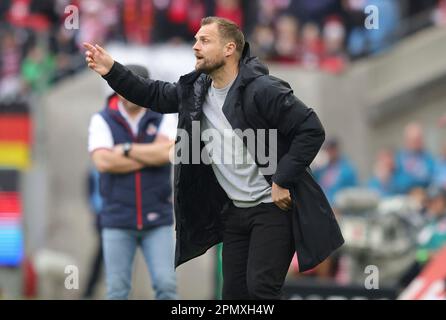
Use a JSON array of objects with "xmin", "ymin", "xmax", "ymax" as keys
[{"xmin": 196, "ymin": 58, "xmax": 225, "ymax": 75}]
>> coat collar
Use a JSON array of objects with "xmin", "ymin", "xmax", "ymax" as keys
[{"xmin": 238, "ymin": 42, "xmax": 269, "ymax": 87}]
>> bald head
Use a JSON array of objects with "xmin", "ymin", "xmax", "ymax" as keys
[{"xmin": 404, "ymin": 123, "xmax": 424, "ymax": 152}]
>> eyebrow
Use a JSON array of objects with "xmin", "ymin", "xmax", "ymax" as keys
[{"xmin": 195, "ymin": 35, "xmax": 210, "ymax": 40}]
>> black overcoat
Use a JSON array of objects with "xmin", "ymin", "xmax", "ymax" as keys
[{"xmin": 103, "ymin": 43, "xmax": 344, "ymax": 272}]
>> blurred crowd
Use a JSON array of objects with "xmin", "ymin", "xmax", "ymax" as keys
[
  {"xmin": 314, "ymin": 122, "xmax": 446, "ymax": 203},
  {"xmin": 251, "ymin": 0, "xmax": 446, "ymax": 72},
  {"xmin": 289, "ymin": 120, "xmax": 446, "ymax": 289},
  {"xmin": 1, "ymin": 0, "xmax": 446, "ymax": 101},
  {"xmin": 1, "ymin": 0, "xmax": 446, "ymax": 293}
]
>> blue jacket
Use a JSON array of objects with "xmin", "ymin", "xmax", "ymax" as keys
[
  {"xmin": 313, "ymin": 157, "xmax": 358, "ymax": 204},
  {"xmin": 433, "ymin": 159, "xmax": 446, "ymax": 190},
  {"xmin": 367, "ymin": 174, "xmax": 402, "ymax": 197},
  {"xmin": 395, "ymin": 150, "xmax": 435, "ymax": 193},
  {"xmin": 98, "ymin": 94, "xmax": 173, "ymax": 230}
]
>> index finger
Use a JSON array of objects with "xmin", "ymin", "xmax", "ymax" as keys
[{"xmin": 83, "ymin": 42, "xmax": 97, "ymax": 52}]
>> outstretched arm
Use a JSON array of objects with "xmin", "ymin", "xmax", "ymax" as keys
[{"xmin": 83, "ymin": 42, "xmax": 179, "ymax": 113}]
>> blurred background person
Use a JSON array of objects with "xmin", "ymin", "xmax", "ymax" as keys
[
  {"xmin": 300, "ymin": 21, "xmax": 324, "ymax": 69},
  {"xmin": 250, "ymin": 24, "xmax": 275, "ymax": 60},
  {"xmin": 273, "ymin": 14, "xmax": 300, "ymax": 63},
  {"xmin": 433, "ymin": 142, "xmax": 446, "ymax": 190},
  {"xmin": 417, "ymin": 186, "xmax": 446, "ymax": 262},
  {"xmin": 400, "ymin": 186, "xmax": 446, "ymax": 287},
  {"xmin": 395, "ymin": 122, "xmax": 435, "ymax": 194},
  {"xmin": 88, "ymin": 64, "xmax": 177, "ymax": 300},
  {"xmin": 20, "ymin": 42, "xmax": 55, "ymax": 95},
  {"xmin": 313, "ymin": 138, "xmax": 358, "ymax": 205},
  {"xmin": 320, "ymin": 16, "xmax": 348, "ymax": 73},
  {"xmin": 0, "ymin": 27, "xmax": 23, "ymax": 100},
  {"xmin": 367, "ymin": 147, "xmax": 401, "ymax": 197},
  {"xmin": 407, "ymin": 187, "xmax": 429, "ymax": 216}
]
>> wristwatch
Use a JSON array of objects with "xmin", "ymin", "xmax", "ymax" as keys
[{"xmin": 123, "ymin": 143, "xmax": 132, "ymax": 157}]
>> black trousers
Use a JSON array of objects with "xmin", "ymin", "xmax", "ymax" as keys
[{"xmin": 222, "ymin": 202, "xmax": 295, "ymax": 300}]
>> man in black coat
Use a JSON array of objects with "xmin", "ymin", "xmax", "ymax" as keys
[{"xmin": 84, "ymin": 16, "xmax": 344, "ymax": 300}]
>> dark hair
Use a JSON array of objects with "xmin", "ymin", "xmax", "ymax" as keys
[{"xmin": 201, "ymin": 16, "xmax": 245, "ymax": 57}]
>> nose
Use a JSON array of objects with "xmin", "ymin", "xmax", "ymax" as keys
[{"xmin": 193, "ymin": 40, "xmax": 201, "ymax": 51}]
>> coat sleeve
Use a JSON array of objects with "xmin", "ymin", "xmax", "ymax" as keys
[
  {"xmin": 102, "ymin": 61, "xmax": 179, "ymax": 113},
  {"xmin": 254, "ymin": 77, "xmax": 325, "ymax": 189}
]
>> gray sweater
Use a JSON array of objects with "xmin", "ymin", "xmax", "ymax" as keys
[{"xmin": 201, "ymin": 79, "xmax": 273, "ymax": 208}]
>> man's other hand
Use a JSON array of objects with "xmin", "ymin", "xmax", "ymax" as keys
[
  {"xmin": 272, "ymin": 182, "xmax": 292, "ymax": 211},
  {"xmin": 83, "ymin": 42, "xmax": 114, "ymax": 76}
]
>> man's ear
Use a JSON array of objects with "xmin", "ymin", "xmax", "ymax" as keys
[{"xmin": 224, "ymin": 42, "xmax": 237, "ymax": 57}]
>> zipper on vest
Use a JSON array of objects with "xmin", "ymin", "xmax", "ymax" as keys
[
  {"xmin": 111, "ymin": 114, "xmax": 145, "ymax": 230},
  {"xmin": 135, "ymin": 131, "xmax": 145, "ymax": 230},
  {"xmin": 135, "ymin": 171, "xmax": 143, "ymax": 230}
]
